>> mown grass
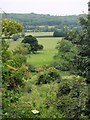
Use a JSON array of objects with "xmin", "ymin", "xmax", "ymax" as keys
[
  {"xmin": 27, "ymin": 37, "xmax": 61, "ymax": 67},
  {"xmin": 26, "ymin": 32, "xmax": 53, "ymax": 37},
  {"xmin": 8, "ymin": 32, "xmax": 62, "ymax": 67}
]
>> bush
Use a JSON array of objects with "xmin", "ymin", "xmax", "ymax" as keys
[
  {"xmin": 2, "ymin": 39, "xmax": 11, "ymax": 63},
  {"xmin": 2, "ymin": 89, "xmax": 29, "ymax": 119},
  {"xmin": 56, "ymin": 39, "xmax": 73, "ymax": 53},
  {"xmin": 22, "ymin": 35, "xmax": 43, "ymax": 53},
  {"xmin": 56, "ymin": 76, "xmax": 88, "ymax": 119},
  {"xmin": 12, "ymin": 34, "xmax": 20, "ymax": 41},
  {"xmin": 52, "ymin": 60, "xmax": 72, "ymax": 71},
  {"xmin": 21, "ymin": 32, "xmax": 25, "ymax": 38},
  {"xmin": 57, "ymin": 83, "xmax": 71, "ymax": 97},
  {"xmin": 2, "ymin": 42, "xmax": 29, "ymax": 90},
  {"xmin": 53, "ymin": 30, "xmax": 66, "ymax": 37},
  {"xmin": 38, "ymin": 44, "xmax": 44, "ymax": 50},
  {"xmin": 13, "ymin": 43, "xmax": 31, "ymax": 55},
  {"xmin": 9, "ymin": 54, "xmax": 27, "ymax": 68},
  {"xmin": 2, "ymin": 64, "xmax": 29, "ymax": 90},
  {"xmin": 52, "ymin": 39, "xmax": 77, "ymax": 71},
  {"xmin": 36, "ymin": 67, "xmax": 61, "ymax": 84},
  {"xmin": 28, "ymin": 64, "xmax": 35, "ymax": 72}
]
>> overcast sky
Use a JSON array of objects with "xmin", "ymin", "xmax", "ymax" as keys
[{"xmin": 0, "ymin": 0, "xmax": 89, "ymax": 15}]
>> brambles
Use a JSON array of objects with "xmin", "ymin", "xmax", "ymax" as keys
[
  {"xmin": 36, "ymin": 67, "xmax": 61, "ymax": 84},
  {"xmin": 56, "ymin": 76, "xmax": 88, "ymax": 119}
]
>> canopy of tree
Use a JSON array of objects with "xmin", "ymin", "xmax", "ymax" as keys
[
  {"xmin": 1, "ymin": 18, "xmax": 23, "ymax": 36},
  {"xmin": 22, "ymin": 35, "xmax": 43, "ymax": 53},
  {"xmin": 64, "ymin": 15, "xmax": 90, "ymax": 118}
]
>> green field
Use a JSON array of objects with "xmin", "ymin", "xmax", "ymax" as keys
[
  {"xmin": 27, "ymin": 37, "xmax": 61, "ymax": 66},
  {"xmin": 9, "ymin": 32, "xmax": 62, "ymax": 67},
  {"xmin": 26, "ymin": 32, "xmax": 53, "ymax": 37}
]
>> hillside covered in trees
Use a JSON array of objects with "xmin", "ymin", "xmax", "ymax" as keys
[{"xmin": 2, "ymin": 13, "xmax": 85, "ymax": 31}]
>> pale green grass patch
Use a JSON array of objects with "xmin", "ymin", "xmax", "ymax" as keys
[
  {"xmin": 8, "ymin": 32, "xmax": 62, "ymax": 67},
  {"xmin": 27, "ymin": 37, "xmax": 61, "ymax": 66},
  {"xmin": 8, "ymin": 38, "xmax": 22, "ymax": 51},
  {"xmin": 26, "ymin": 32, "xmax": 53, "ymax": 37}
]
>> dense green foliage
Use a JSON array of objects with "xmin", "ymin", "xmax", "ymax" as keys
[
  {"xmin": 57, "ymin": 76, "xmax": 88, "ymax": 119},
  {"xmin": 77, "ymin": 16, "xmax": 90, "ymax": 82},
  {"xmin": 65, "ymin": 15, "xmax": 90, "ymax": 118},
  {"xmin": 1, "ymin": 19, "xmax": 30, "ymax": 118},
  {"xmin": 13, "ymin": 43, "xmax": 30, "ymax": 55},
  {"xmin": 2, "ymin": 39, "xmax": 30, "ymax": 118},
  {"xmin": 36, "ymin": 67, "xmax": 61, "ymax": 84},
  {"xmin": 22, "ymin": 35, "xmax": 43, "ymax": 53},
  {"xmin": 1, "ymin": 19, "xmax": 23, "ymax": 36},
  {"xmin": 2, "ymin": 13, "xmax": 81, "ymax": 31},
  {"xmin": 53, "ymin": 30, "xmax": 66, "ymax": 37},
  {"xmin": 4, "ymin": 72, "xmax": 88, "ymax": 119},
  {"xmin": 64, "ymin": 16, "xmax": 90, "ymax": 81},
  {"xmin": 76, "ymin": 15, "xmax": 90, "ymax": 118},
  {"xmin": 1, "ymin": 14, "xmax": 89, "ymax": 119},
  {"xmin": 52, "ymin": 39, "xmax": 77, "ymax": 71}
]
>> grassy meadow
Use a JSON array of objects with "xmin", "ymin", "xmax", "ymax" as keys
[
  {"xmin": 26, "ymin": 32, "xmax": 61, "ymax": 66},
  {"xmin": 9, "ymin": 32, "xmax": 61, "ymax": 67},
  {"xmin": 26, "ymin": 32, "xmax": 53, "ymax": 37},
  {"xmin": 27, "ymin": 37, "xmax": 61, "ymax": 66}
]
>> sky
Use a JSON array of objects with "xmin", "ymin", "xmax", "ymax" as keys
[{"xmin": 0, "ymin": 0, "xmax": 89, "ymax": 15}]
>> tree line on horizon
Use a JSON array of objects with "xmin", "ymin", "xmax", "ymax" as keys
[{"xmin": 1, "ymin": 13, "xmax": 85, "ymax": 31}]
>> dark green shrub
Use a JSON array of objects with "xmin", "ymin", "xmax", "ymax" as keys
[
  {"xmin": 55, "ymin": 39, "xmax": 73, "ymax": 53},
  {"xmin": 22, "ymin": 35, "xmax": 43, "ymax": 53},
  {"xmin": 28, "ymin": 64, "xmax": 35, "ymax": 72},
  {"xmin": 57, "ymin": 83, "xmax": 71, "ymax": 97},
  {"xmin": 38, "ymin": 44, "xmax": 44, "ymax": 50},
  {"xmin": 2, "ymin": 90, "xmax": 23, "ymax": 119},
  {"xmin": 53, "ymin": 39, "xmax": 77, "ymax": 71},
  {"xmin": 2, "ymin": 64, "xmax": 28, "ymax": 90},
  {"xmin": 53, "ymin": 30, "xmax": 66, "ymax": 37},
  {"xmin": 52, "ymin": 61, "xmax": 72, "ymax": 71},
  {"xmin": 36, "ymin": 67, "xmax": 61, "ymax": 84},
  {"xmin": 12, "ymin": 34, "xmax": 20, "ymax": 41},
  {"xmin": 56, "ymin": 76, "xmax": 88, "ymax": 119}
]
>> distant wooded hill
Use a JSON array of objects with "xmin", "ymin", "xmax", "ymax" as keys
[{"xmin": 1, "ymin": 13, "xmax": 85, "ymax": 31}]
